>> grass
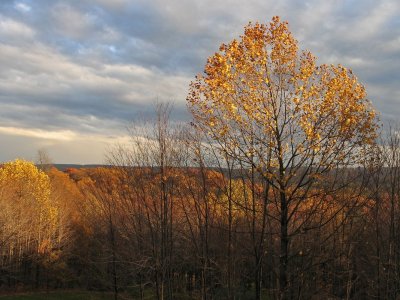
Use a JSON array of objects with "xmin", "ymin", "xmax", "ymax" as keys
[
  {"xmin": 0, "ymin": 291, "xmax": 115, "ymax": 300},
  {"xmin": 0, "ymin": 288, "xmax": 272, "ymax": 300}
]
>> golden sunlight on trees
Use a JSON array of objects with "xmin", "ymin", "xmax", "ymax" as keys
[
  {"xmin": 0, "ymin": 159, "xmax": 56, "ymax": 236},
  {"xmin": 1, "ymin": 16, "xmax": 394, "ymax": 300},
  {"xmin": 0, "ymin": 159, "xmax": 59, "ymax": 288},
  {"xmin": 188, "ymin": 16, "xmax": 378, "ymax": 299},
  {"xmin": 188, "ymin": 16, "xmax": 377, "ymax": 173}
]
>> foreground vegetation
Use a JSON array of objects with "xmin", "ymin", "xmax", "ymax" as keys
[
  {"xmin": 3, "ymin": 137, "xmax": 400, "ymax": 300},
  {"xmin": 0, "ymin": 291, "xmax": 114, "ymax": 300}
]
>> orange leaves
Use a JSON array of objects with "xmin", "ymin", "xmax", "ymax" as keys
[
  {"xmin": 188, "ymin": 16, "xmax": 305, "ymax": 136},
  {"xmin": 268, "ymin": 17, "xmax": 298, "ymax": 72},
  {"xmin": 188, "ymin": 16, "xmax": 378, "ymax": 183}
]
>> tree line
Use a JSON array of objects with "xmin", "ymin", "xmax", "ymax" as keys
[{"xmin": 1, "ymin": 117, "xmax": 399, "ymax": 299}]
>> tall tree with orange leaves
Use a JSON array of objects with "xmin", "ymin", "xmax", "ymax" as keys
[{"xmin": 188, "ymin": 16, "xmax": 377, "ymax": 299}]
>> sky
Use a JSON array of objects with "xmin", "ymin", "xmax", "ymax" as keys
[{"xmin": 0, "ymin": 0, "xmax": 399, "ymax": 163}]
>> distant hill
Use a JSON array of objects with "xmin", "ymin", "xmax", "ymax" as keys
[{"xmin": 50, "ymin": 164, "xmax": 109, "ymax": 171}]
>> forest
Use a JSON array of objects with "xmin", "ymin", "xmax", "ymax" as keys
[{"xmin": 0, "ymin": 17, "xmax": 398, "ymax": 300}]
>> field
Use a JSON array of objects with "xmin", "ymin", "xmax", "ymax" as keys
[{"xmin": 0, "ymin": 291, "xmax": 114, "ymax": 300}]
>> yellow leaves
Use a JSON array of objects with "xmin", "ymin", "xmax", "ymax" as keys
[
  {"xmin": 0, "ymin": 159, "xmax": 59, "ymax": 243},
  {"xmin": 188, "ymin": 16, "xmax": 378, "ymax": 175},
  {"xmin": 0, "ymin": 159, "xmax": 51, "ymax": 204}
]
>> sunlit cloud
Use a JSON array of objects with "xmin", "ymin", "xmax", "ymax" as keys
[
  {"xmin": 0, "ymin": 126, "xmax": 77, "ymax": 141},
  {"xmin": 0, "ymin": 16, "xmax": 35, "ymax": 39},
  {"xmin": 14, "ymin": 2, "xmax": 31, "ymax": 13}
]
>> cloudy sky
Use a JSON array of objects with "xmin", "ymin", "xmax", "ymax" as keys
[{"xmin": 0, "ymin": 0, "xmax": 399, "ymax": 163}]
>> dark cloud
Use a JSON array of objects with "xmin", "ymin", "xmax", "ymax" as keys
[{"xmin": 0, "ymin": 0, "xmax": 398, "ymax": 162}]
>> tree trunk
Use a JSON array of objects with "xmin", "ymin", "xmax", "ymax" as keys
[{"xmin": 279, "ymin": 189, "xmax": 289, "ymax": 300}]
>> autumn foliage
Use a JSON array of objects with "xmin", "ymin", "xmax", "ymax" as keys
[
  {"xmin": 188, "ymin": 16, "xmax": 377, "ymax": 171},
  {"xmin": 1, "ymin": 16, "xmax": 397, "ymax": 300},
  {"xmin": 188, "ymin": 16, "xmax": 378, "ymax": 299}
]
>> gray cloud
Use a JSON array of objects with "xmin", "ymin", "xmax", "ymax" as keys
[{"xmin": 0, "ymin": 0, "xmax": 398, "ymax": 163}]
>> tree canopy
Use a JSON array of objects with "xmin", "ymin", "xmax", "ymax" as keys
[{"xmin": 188, "ymin": 16, "xmax": 377, "ymax": 178}]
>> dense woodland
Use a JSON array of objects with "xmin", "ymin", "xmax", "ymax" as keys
[
  {"xmin": 0, "ymin": 17, "xmax": 397, "ymax": 300},
  {"xmin": 0, "ymin": 116, "xmax": 399, "ymax": 300}
]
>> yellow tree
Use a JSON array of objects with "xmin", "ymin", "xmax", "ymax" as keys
[
  {"xmin": 0, "ymin": 159, "xmax": 57, "ymax": 286},
  {"xmin": 187, "ymin": 16, "xmax": 377, "ymax": 299}
]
